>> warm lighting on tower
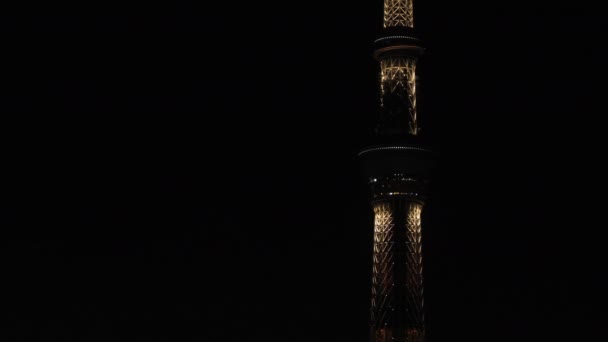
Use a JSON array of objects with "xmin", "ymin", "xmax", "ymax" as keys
[
  {"xmin": 359, "ymin": 0, "xmax": 431, "ymax": 341},
  {"xmin": 384, "ymin": 0, "xmax": 414, "ymax": 28},
  {"xmin": 380, "ymin": 57, "xmax": 419, "ymax": 135}
]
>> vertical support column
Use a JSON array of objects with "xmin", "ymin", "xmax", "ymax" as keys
[
  {"xmin": 371, "ymin": 201, "xmax": 396, "ymax": 342},
  {"xmin": 371, "ymin": 198, "xmax": 425, "ymax": 342},
  {"xmin": 403, "ymin": 201, "xmax": 424, "ymax": 342}
]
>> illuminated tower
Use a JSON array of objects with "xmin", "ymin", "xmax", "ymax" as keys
[{"xmin": 358, "ymin": 1, "xmax": 433, "ymax": 342}]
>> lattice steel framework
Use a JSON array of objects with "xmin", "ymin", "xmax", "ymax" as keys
[
  {"xmin": 371, "ymin": 199, "xmax": 425, "ymax": 342},
  {"xmin": 384, "ymin": 0, "xmax": 414, "ymax": 28},
  {"xmin": 404, "ymin": 201, "xmax": 424, "ymax": 339},
  {"xmin": 365, "ymin": 0, "xmax": 430, "ymax": 340},
  {"xmin": 380, "ymin": 57, "xmax": 419, "ymax": 135},
  {"xmin": 371, "ymin": 201, "xmax": 395, "ymax": 338}
]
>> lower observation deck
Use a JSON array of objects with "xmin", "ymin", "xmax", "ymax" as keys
[{"xmin": 368, "ymin": 174, "xmax": 426, "ymax": 202}]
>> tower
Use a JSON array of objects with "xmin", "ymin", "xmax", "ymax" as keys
[{"xmin": 358, "ymin": 1, "xmax": 433, "ymax": 342}]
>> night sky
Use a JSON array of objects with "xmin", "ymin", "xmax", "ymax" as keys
[{"xmin": 2, "ymin": 1, "xmax": 607, "ymax": 341}]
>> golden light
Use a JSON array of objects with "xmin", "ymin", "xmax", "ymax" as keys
[
  {"xmin": 380, "ymin": 57, "xmax": 419, "ymax": 135},
  {"xmin": 370, "ymin": 200, "xmax": 425, "ymax": 342},
  {"xmin": 384, "ymin": 0, "xmax": 414, "ymax": 28}
]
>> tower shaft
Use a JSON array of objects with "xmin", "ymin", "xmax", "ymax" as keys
[{"xmin": 359, "ymin": 1, "xmax": 431, "ymax": 342}]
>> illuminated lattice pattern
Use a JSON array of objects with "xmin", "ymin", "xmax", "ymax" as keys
[
  {"xmin": 384, "ymin": 0, "xmax": 414, "ymax": 28},
  {"xmin": 380, "ymin": 57, "xmax": 419, "ymax": 135},
  {"xmin": 371, "ymin": 201, "xmax": 395, "ymax": 338},
  {"xmin": 404, "ymin": 202, "xmax": 424, "ymax": 341},
  {"xmin": 371, "ymin": 200, "xmax": 425, "ymax": 342}
]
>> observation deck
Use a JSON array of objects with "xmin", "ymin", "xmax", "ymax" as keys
[{"xmin": 358, "ymin": 143, "xmax": 434, "ymax": 180}]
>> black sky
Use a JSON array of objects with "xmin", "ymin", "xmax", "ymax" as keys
[{"xmin": 2, "ymin": 1, "xmax": 607, "ymax": 341}]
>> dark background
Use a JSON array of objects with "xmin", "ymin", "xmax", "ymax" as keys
[{"xmin": 2, "ymin": 0, "xmax": 606, "ymax": 341}]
